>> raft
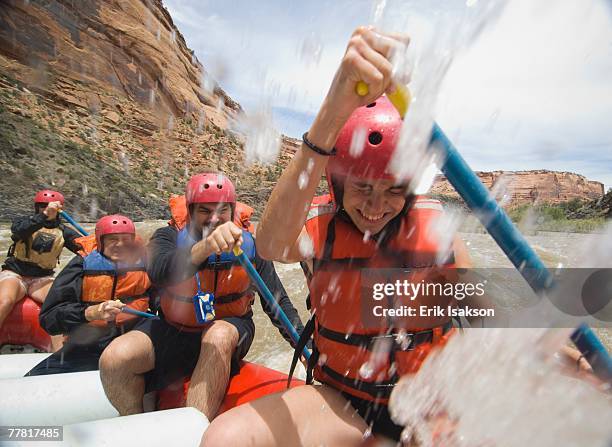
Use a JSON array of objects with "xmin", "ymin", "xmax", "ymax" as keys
[
  {"xmin": 6, "ymin": 407, "xmax": 209, "ymax": 447},
  {"xmin": 0, "ymin": 297, "xmax": 51, "ymax": 352}
]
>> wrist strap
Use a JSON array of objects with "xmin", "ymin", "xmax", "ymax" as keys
[{"xmin": 302, "ymin": 132, "xmax": 337, "ymax": 156}]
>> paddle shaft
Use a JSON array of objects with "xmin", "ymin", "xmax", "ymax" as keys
[
  {"xmin": 59, "ymin": 211, "xmax": 89, "ymax": 236},
  {"xmin": 121, "ymin": 307, "xmax": 156, "ymax": 319},
  {"xmin": 233, "ymin": 248, "xmax": 311, "ymax": 361}
]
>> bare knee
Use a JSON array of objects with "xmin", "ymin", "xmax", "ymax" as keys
[
  {"xmin": 201, "ymin": 413, "xmax": 249, "ymax": 446},
  {"xmin": 100, "ymin": 335, "xmax": 153, "ymax": 374},
  {"xmin": 201, "ymin": 322, "xmax": 239, "ymax": 355}
]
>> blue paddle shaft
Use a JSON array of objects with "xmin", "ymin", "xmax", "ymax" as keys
[
  {"xmin": 121, "ymin": 307, "xmax": 156, "ymax": 319},
  {"xmin": 59, "ymin": 211, "xmax": 89, "ymax": 236},
  {"xmin": 235, "ymin": 251, "xmax": 311, "ymax": 361},
  {"xmin": 430, "ymin": 123, "xmax": 611, "ymax": 382}
]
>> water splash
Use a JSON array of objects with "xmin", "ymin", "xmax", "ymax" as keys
[
  {"xmin": 490, "ymin": 174, "xmax": 512, "ymax": 207},
  {"xmin": 88, "ymin": 197, "xmax": 99, "ymax": 220},
  {"xmin": 298, "ymin": 32, "xmax": 323, "ymax": 68},
  {"xmin": 231, "ymin": 107, "xmax": 281, "ymax": 165},
  {"xmin": 389, "ymin": 328, "xmax": 612, "ymax": 447},
  {"xmin": 118, "ymin": 151, "xmax": 129, "ymax": 173},
  {"xmin": 349, "ymin": 126, "xmax": 367, "ymax": 158},
  {"xmin": 196, "ymin": 109, "xmax": 206, "ymax": 134},
  {"xmin": 297, "ymin": 171, "xmax": 309, "ymax": 190},
  {"xmin": 427, "ymin": 207, "xmax": 465, "ymax": 264}
]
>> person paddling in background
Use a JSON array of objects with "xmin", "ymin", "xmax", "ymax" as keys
[
  {"xmin": 25, "ymin": 215, "xmax": 152, "ymax": 375},
  {"xmin": 0, "ymin": 190, "xmax": 82, "ymax": 350},
  {"xmin": 202, "ymin": 27, "xmax": 471, "ymax": 446},
  {"xmin": 99, "ymin": 172, "xmax": 306, "ymax": 420}
]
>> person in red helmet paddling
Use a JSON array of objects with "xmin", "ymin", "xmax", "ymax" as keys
[
  {"xmin": 0, "ymin": 190, "xmax": 82, "ymax": 345},
  {"xmin": 25, "ymin": 214, "xmax": 153, "ymax": 375},
  {"xmin": 99, "ymin": 172, "xmax": 305, "ymax": 420},
  {"xmin": 202, "ymin": 27, "xmax": 473, "ymax": 446}
]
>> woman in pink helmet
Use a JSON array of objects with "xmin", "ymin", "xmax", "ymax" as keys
[
  {"xmin": 202, "ymin": 27, "xmax": 475, "ymax": 446},
  {"xmin": 0, "ymin": 190, "xmax": 82, "ymax": 341},
  {"xmin": 25, "ymin": 214, "xmax": 153, "ymax": 375}
]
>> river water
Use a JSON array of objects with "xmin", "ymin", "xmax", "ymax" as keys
[{"xmin": 0, "ymin": 220, "xmax": 610, "ymax": 375}]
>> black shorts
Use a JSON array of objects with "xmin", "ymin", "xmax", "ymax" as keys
[
  {"xmin": 134, "ymin": 314, "xmax": 255, "ymax": 393},
  {"xmin": 342, "ymin": 392, "xmax": 403, "ymax": 441}
]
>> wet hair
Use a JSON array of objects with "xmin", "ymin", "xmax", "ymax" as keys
[{"xmin": 331, "ymin": 176, "xmax": 415, "ymax": 248}]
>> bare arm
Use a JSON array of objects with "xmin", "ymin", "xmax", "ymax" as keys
[{"xmin": 257, "ymin": 27, "xmax": 406, "ymax": 261}]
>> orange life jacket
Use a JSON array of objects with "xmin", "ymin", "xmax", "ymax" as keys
[
  {"xmin": 81, "ymin": 245, "xmax": 151, "ymax": 328},
  {"xmin": 160, "ymin": 197, "xmax": 256, "ymax": 331},
  {"xmin": 303, "ymin": 196, "xmax": 457, "ymax": 403}
]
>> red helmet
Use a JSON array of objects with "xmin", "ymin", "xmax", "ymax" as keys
[
  {"xmin": 185, "ymin": 173, "xmax": 236, "ymax": 208},
  {"xmin": 95, "ymin": 214, "xmax": 135, "ymax": 249},
  {"xmin": 34, "ymin": 190, "xmax": 65, "ymax": 206},
  {"xmin": 328, "ymin": 96, "xmax": 402, "ymax": 182}
]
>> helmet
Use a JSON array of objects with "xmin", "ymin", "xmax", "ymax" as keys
[
  {"xmin": 95, "ymin": 214, "xmax": 136, "ymax": 249},
  {"xmin": 328, "ymin": 96, "xmax": 402, "ymax": 182},
  {"xmin": 185, "ymin": 173, "xmax": 236, "ymax": 208},
  {"xmin": 34, "ymin": 190, "xmax": 65, "ymax": 206}
]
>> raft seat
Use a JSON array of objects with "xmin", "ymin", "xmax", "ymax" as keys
[{"xmin": 157, "ymin": 361, "xmax": 304, "ymax": 413}]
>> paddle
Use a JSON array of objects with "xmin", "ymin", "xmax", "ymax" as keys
[
  {"xmin": 232, "ymin": 246, "xmax": 311, "ymax": 361},
  {"xmin": 356, "ymin": 81, "xmax": 612, "ymax": 382},
  {"xmin": 59, "ymin": 211, "xmax": 89, "ymax": 237},
  {"xmin": 121, "ymin": 306, "xmax": 156, "ymax": 319}
]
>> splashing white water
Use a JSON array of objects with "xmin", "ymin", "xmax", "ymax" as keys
[
  {"xmin": 232, "ymin": 107, "xmax": 281, "ymax": 165},
  {"xmin": 298, "ymin": 32, "xmax": 323, "ymax": 68},
  {"xmin": 390, "ymin": 328, "xmax": 612, "ymax": 447}
]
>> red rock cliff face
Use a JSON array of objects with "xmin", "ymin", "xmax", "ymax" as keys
[
  {"xmin": 431, "ymin": 170, "xmax": 604, "ymax": 206},
  {"xmin": 0, "ymin": 0, "xmax": 239, "ymax": 126},
  {"xmin": 0, "ymin": 0, "xmax": 297, "ymax": 219}
]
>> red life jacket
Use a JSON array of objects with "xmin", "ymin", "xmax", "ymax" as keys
[
  {"xmin": 80, "ymin": 241, "xmax": 151, "ymax": 328},
  {"xmin": 303, "ymin": 196, "xmax": 457, "ymax": 404},
  {"xmin": 160, "ymin": 197, "xmax": 256, "ymax": 331}
]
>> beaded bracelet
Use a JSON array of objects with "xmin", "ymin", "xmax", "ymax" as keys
[{"xmin": 302, "ymin": 132, "xmax": 337, "ymax": 156}]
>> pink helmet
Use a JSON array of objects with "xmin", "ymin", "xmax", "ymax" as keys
[
  {"xmin": 185, "ymin": 173, "xmax": 236, "ymax": 208},
  {"xmin": 328, "ymin": 96, "xmax": 402, "ymax": 184},
  {"xmin": 34, "ymin": 190, "xmax": 65, "ymax": 206},
  {"xmin": 95, "ymin": 214, "xmax": 135, "ymax": 249}
]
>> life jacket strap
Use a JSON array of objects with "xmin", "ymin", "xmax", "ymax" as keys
[
  {"xmin": 287, "ymin": 313, "xmax": 316, "ymax": 388},
  {"xmin": 317, "ymin": 320, "xmax": 453, "ymax": 352}
]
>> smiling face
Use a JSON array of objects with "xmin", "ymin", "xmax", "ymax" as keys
[
  {"xmin": 190, "ymin": 202, "xmax": 232, "ymax": 235},
  {"xmin": 101, "ymin": 233, "xmax": 136, "ymax": 262},
  {"xmin": 342, "ymin": 176, "xmax": 407, "ymax": 235}
]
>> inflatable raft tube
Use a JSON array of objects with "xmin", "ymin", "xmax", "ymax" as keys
[
  {"xmin": 6, "ymin": 407, "xmax": 209, "ymax": 447},
  {"xmin": 0, "ymin": 371, "xmax": 119, "ymax": 426},
  {"xmin": 0, "ymin": 361, "xmax": 304, "ymax": 426},
  {"xmin": 0, "ymin": 353, "xmax": 51, "ymax": 379},
  {"xmin": 0, "ymin": 297, "xmax": 51, "ymax": 352}
]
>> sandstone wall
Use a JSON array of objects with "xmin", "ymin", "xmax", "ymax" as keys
[{"xmin": 431, "ymin": 170, "xmax": 604, "ymax": 206}]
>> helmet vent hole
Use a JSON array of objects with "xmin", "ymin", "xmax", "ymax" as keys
[
  {"xmin": 204, "ymin": 184, "xmax": 210, "ymax": 189},
  {"xmin": 217, "ymin": 185, "xmax": 222, "ymax": 189},
  {"xmin": 368, "ymin": 131, "xmax": 383, "ymax": 146},
  {"xmin": 366, "ymin": 102, "xmax": 376, "ymax": 108},
  {"xmin": 112, "ymin": 220, "xmax": 118, "ymax": 224}
]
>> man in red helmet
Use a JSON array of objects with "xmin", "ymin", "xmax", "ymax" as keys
[
  {"xmin": 99, "ymin": 172, "xmax": 305, "ymax": 420},
  {"xmin": 25, "ymin": 214, "xmax": 153, "ymax": 375},
  {"xmin": 0, "ymin": 190, "xmax": 82, "ymax": 340}
]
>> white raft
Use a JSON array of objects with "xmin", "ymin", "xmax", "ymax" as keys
[
  {"xmin": 0, "ymin": 371, "xmax": 119, "ymax": 426},
  {"xmin": 6, "ymin": 408, "xmax": 209, "ymax": 447},
  {"xmin": 0, "ymin": 353, "xmax": 51, "ymax": 379}
]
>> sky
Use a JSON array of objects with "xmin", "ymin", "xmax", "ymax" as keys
[{"xmin": 163, "ymin": 0, "xmax": 612, "ymax": 189}]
